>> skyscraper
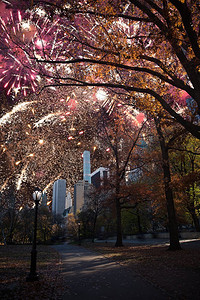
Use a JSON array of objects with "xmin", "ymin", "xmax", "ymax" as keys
[
  {"xmin": 83, "ymin": 150, "xmax": 91, "ymax": 183},
  {"xmin": 74, "ymin": 180, "xmax": 90, "ymax": 215},
  {"xmin": 91, "ymin": 167, "xmax": 109, "ymax": 189},
  {"xmin": 65, "ymin": 192, "xmax": 72, "ymax": 210},
  {"xmin": 52, "ymin": 179, "xmax": 66, "ymax": 216},
  {"xmin": 74, "ymin": 150, "xmax": 109, "ymax": 214},
  {"xmin": 41, "ymin": 191, "xmax": 47, "ymax": 206}
]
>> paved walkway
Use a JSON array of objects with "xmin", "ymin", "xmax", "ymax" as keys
[{"xmin": 53, "ymin": 243, "xmax": 171, "ymax": 300}]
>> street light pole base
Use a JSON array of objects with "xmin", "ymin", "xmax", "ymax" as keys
[{"xmin": 26, "ymin": 273, "xmax": 39, "ymax": 282}]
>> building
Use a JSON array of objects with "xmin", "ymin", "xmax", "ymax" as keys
[
  {"xmin": 52, "ymin": 179, "xmax": 66, "ymax": 216},
  {"xmin": 73, "ymin": 168, "xmax": 109, "ymax": 215},
  {"xmin": 91, "ymin": 167, "xmax": 109, "ymax": 189},
  {"xmin": 41, "ymin": 191, "xmax": 47, "ymax": 206},
  {"xmin": 74, "ymin": 180, "xmax": 91, "ymax": 215},
  {"xmin": 63, "ymin": 192, "xmax": 73, "ymax": 217},
  {"xmin": 127, "ymin": 168, "xmax": 142, "ymax": 182},
  {"xmin": 65, "ymin": 191, "xmax": 72, "ymax": 210},
  {"xmin": 83, "ymin": 150, "xmax": 91, "ymax": 183},
  {"xmin": 73, "ymin": 151, "xmax": 109, "ymax": 214}
]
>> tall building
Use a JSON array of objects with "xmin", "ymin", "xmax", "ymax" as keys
[
  {"xmin": 74, "ymin": 151, "xmax": 109, "ymax": 214},
  {"xmin": 41, "ymin": 191, "xmax": 47, "ymax": 206},
  {"xmin": 63, "ymin": 192, "xmax": 73, "ymax": 217},
  {"xmin": 91, "ymin": 167, "xmax": 109, "ymax": 189},
  {"xmin": 74, "ymin": 180, "xmax": 90, "ymax": 215},
  {"xmin": 83, "ymin": 150, "xmax": 91, "ymax": 183},
  {"xmin": 52, "ymin": 179, "xmax": 66, "ymax": 216},
  {"xmin": 127, "ymin": 168, "xmax": 142, "ymax": 182},
  {"xmin": 65, "ymin": 192, "xmax": 72, "ymax": 209}
]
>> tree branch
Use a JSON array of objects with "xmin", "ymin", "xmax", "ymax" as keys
[
  {"xmin": 35, "ymin": 57, "xmax": 195, "ymax": 96},
  {"xmin": 169, "ymin": 0, "xmax": 200, "ymax": 59},
  {"xmin": 168, "ymin": 147, "xmax": 200, "ymax": 156},
  {"xmin": 38, "ymin": 79, "xmax": 200, "ymax": 139}
]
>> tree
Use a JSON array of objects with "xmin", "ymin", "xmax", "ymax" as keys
[
  {"xmin": 16, "ymin": 206, "xmax": 34, "ymax": 244},
  {"xmin": 0, "ymin": 85, "xmax": 108, "ymax": 202},
  {"xmin": 9, "ymin": 0, "xmax": 198, "ymax": 140},
  {"xmin": 80, "ymin": 184, "xmax": 108, "ymax": 242},
  {"xmin": 37, "ymin": 206, "xmax": 53, "ymax": 243},
  {"xmin": 170, "ymin": 134, "xmax": 200, "ymax": 231},
  {"xmin": 1, "ymin": 0, "xmax": 200, "ymax": 249},
  {"xmin": 97, "ymin": 108, "xmax": 145, "ymax": 246},
  {"xmin": 0, "ymin": 186, "xmax": 19, "ymax": 244},
  {"xmin": 154, "ymin": 116, "xmax": 182, "ymax": 250},
  {"xmin": 66, "ymin": 213, "xmax": 78, "ymax": 239},
  {"xmin": 122, "ymin": 202, "xmax": 151, "ymax": 236}
]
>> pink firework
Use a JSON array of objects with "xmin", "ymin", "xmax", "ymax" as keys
[
  {"xmin": 0, "ymin": 7, "xmax": 63, "ymax": 96},
  {"xmin": 0, "ymin": 10, "xmax": 37, "ymax": 95}
]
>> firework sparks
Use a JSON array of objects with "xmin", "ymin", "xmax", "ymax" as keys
[
  {"xmin": 0, "ymin": 101, "xmax": 35, "ymax": 126},
  {"xmin": 0, "ymin": 176, "xmax": 11, "ymax": 192},
  {"xmin": 16, "ymin": 161, "xmax": 29, "ymax": 191},
  {"xmin": 34, "ymin": 112, "xmax": 62, "ymax": 127},
  {"xmin": 2, "ymin": 1, "xmax": 12, "ymax": 5},
  {"xmin": 43, "ymin": 173, "xmax": 62, "ymax": 192},
  {"xmin": 38, "ymin": 139, "xmax": 44, "ymax": 145},
  {"xmin": 0, "ymin": 86, "xmax": 141, "ymax": 204},
  {"xmin": 0, "ymin": 7, "xmax": 64, "ymax": 96},
  {"xmin": 0, "ymin": 11, "xmax": 38, "ymax": 95},
  {"xmin": 96, "ymin": 88, "xmax": 108, "ymax": 101}
]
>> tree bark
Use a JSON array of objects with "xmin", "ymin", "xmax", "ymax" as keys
[
  {"xmin": 136, "ymin": 207, "xmax": 142, "ymax": 234},
  {"xmin": 92, "ymin": 213, "xmax": 98, "ymax": 243},
  {"xmin": 187, "ymin": 194, "xmax": 200, "ymax": 232},
  {"xmin": 155, "ymin": 118, "xmax": 181, "ymax": 250},
  {"xmin": 115, "ymin": 198, "xmax": 123, "ymax": 247},
  {"xmin": 191, "ymin": 211, "xmax": 200, "ymax": 232},
  {"xmin": 190, "ymin": 161, "xmax": 200, "ymax": 232}
]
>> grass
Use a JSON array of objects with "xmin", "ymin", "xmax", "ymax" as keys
[
  {"xmin": 83, "ymin": 240, "xmax": 200, "ymax": 299},
  {"xmin": 0, "ymin": 244, "xmax": 63, "ymax": 300}
]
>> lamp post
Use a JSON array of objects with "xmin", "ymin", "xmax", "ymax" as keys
[
  {"xmin": 26, "ymin": 188, "xmax": 42, "ymax": 282},
  {"xmin": 78, "ymin": 222, "xmax": 81, "ymax": 245}
]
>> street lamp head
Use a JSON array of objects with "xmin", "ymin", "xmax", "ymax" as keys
[{"xmin": 32, "ymin": 188, "xmax": 42, "ymax": 203}]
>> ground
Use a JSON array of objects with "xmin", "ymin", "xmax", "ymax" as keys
[
  {"xmin": 0, "ymin": 244, "xmax": 64, "ymax": 300},
  {"xmin": 0, "ymin": 240, "xmax": 200, "ymax": 299},
  {"xmin": 83, "ymin": 240, "xmax": 200, "ymax": 299}
]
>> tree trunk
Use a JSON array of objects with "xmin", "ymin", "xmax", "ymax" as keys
[
  {"xmin": 92, "ymin": 213, "xmax": 97, "ymax": 243},
  {"xmin": 136, "ymin": 207, "xmax": 142, "ymax": 234},
  {"xmin": 7, "ymin": 211, "xmax": 15, "ymax": 244},
  {"xmin": 164, "ymin": 172, "xmax": 181, "ymax": 250},
  {"xmin": 1, "ymin": 228, "xmax": 7, "ymax": 245},
  {"xmin": 155, "ymin": 118, "xmax": 181, "ymax": 250},
  {"xmin": 115, "ymin": 198, "xmax": 123, "ymax": 247},
  {"xmin": 190, "ymin": 170, "xmax": 200, "ymax": 232},
  {"xmin": 186, "ymin": 190, "xmax": 200, "ymax": 232},
  {"xmin": 191, "ymin": 212, "xmax": 200, "ymax": 232}
]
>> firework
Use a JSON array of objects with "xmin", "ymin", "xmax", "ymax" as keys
[
  {"xmin": 16, "ymin": 161, "xmax": 29, "ymax": 190},
  {"xmin": 0, "ymin": 101, "xmax": 35, "ymax": 126},
  {"xmin": 43, "ymin": 173, "xmax": 62, "ymax": 193},
  {"xmin": 34, "ymin": 112, "xmax": 63, "ymax": 127},
  {"xmin": 0, "ymin": 7, "xmax": 64, "ymax": 96},
  {"xmin": 0, "ymin": 176, "xmax": 11, "ymax": 192},
  {"xmin": 0, "ymin": 83, "xmax": 144, "ymax": 201},
  {"xmin": 96, "ymin": 88, "xmax": 108, "ymax": 101},
  {"xmin": 0, "ymin": 10, "xmax": 37, "ymax": 95}
]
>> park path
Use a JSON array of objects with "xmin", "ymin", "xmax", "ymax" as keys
[{"xmin": 53, "ymin": 243, "xmax": 171, "ymax": 300}]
